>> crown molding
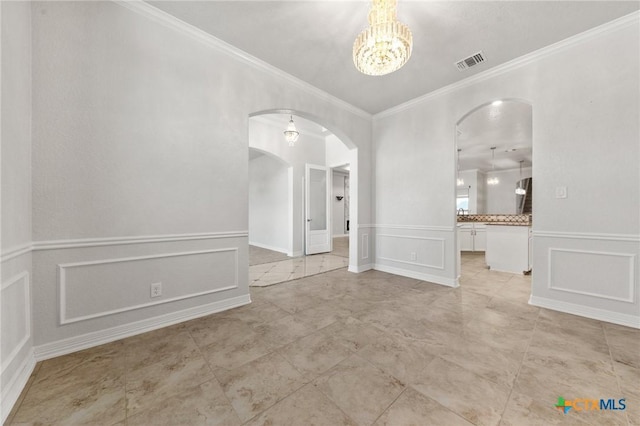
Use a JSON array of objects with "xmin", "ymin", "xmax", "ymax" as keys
[
  {"xmin": 374, "ymin": 10, "xmax": 640, "ymax": 120},
  {"xmin": 113, "ymin": 1, "xmax": 371, "ymax": 121}
]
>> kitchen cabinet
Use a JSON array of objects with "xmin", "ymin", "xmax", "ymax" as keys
[
  {"xmin": 486, "ymin": 224, "xmax": 532, "ymax": 274},
  {"xmin": 457, "ymin": 223, "xmax": 486, "ymax": 252}
]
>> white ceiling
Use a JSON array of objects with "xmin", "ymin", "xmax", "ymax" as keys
[{"xmin": 149, "ymin": 1, "xmax": 638, "ymax": 114}]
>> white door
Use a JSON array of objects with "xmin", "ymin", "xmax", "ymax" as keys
[{"xmin": 305, "ymin": 164, "xmax": 332, "ymax": 255}]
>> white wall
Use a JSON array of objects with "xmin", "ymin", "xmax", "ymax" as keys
[
  {"xmin": 27, "ymin": 1, "xmax": 373, "ymax": 358},
  {"xmin": 248, "ymin": 118, "xmax": 327, "ymax": 256},
  {"xmin": 326, "ymin": 134, "xmax": 351, "ymax": 167},
  {"xmin": 1, "ymin": 2, "xmax": 35, "ymax": 422},
  {"xmin": 374, "ymin": 14, "xmax": 640, "ymax": 327},
  {"xmin": 485, "ymin": 167, "xmax": 532, "ymax": 214},
  {"xmin": 249, "ymin": 154, "xmax": 290, "ymax": 254}
]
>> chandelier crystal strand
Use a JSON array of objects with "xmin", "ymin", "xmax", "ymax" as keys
[
  {"xmin": 353, "ymin": 0, "xmax": 413, "ymax": 76},
  {"xmin": 284, "ymin": 115, "xmax": 299, "ymax": 147},
  {"xmin": 487, "ymin": 147, "xmax": 499, "ymax": 185},
  {"xmin": 515, "ymin": 160, "xmax": 527, "ymax": 194}
]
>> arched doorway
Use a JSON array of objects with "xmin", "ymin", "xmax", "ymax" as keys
[
  {"xmin": 455, "ymin": 99, "xmax": 533, "ymax": 286},
  {"xmin": 247, "ymin": 110, "xmax": 358, "ymax": 286}
]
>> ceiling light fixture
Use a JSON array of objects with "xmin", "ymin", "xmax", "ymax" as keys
[
  {"xmin": 457, "ymin": 148, "xmax": 464, "ymax": 186},
  {"xmin": 353, "ymin": 0, "xmax": 413, "ymax": 76},
  {"xmin": 515, "ymin": 160, "xmax": 527, "ymax": 195},
  {"xmin": 283, "ymin": 115, "xmax": 299, "ymax": 147},
  {"xmin": 487, "ymin": 147, "xmax": 499, "ymax": 185},
  {"xmin": 492, "ymin": 100, "xmax": 503, "ymax": 106}
]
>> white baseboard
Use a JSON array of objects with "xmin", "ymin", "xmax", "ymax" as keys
[
  {"xmin": 374, "ymin": 264, "xmax": 459, "ymax": 288},
  {"xmin": 249, "ymin": 241, "xmax": 289, "ymax": 255},
  {"xmin": 34, "ymin": 294, "xmax": 251, "ymax": 361},
  {"xmin": 1, "ymin": 348, "xmax": 36, "ymax": 424},
  {"xmin": 348, "ymin": 263, "xmax": 373, "ymax": 273},
  {"xmin": 529, "ymin": 295, "xmax": 640, "ymax": 329},
  {"xmin": 289, "ymin": 250, "xmax": 303, "ymax": 258}
]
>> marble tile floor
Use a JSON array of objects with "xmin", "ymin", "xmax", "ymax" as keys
[
  {"xmin": 250, "ymin": 254, "xmax": 349, "ymax": 287},
  {"xmin": 6, "ymin": 253, "xmax": 639, "ymax": 425},
  {"xmin": 249, "ymin": 237, "xmax": 350, "ymax": 287}
]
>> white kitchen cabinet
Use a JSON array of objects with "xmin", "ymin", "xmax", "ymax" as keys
[
  {"xmin": 457, "ymin": 223, "xmax": 486, "ymax": 252},
  {"xmin": 486, "ymin": 225, "xmax": 532, "ymax": 274}
]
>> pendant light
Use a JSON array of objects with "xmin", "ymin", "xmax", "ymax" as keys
[
  {"xmin": 515, "ymin": 160, "xmax": 527, "ymax": 195},
  {"xmin": 456, "ymin": 148, "xmax": 464, "ymax": 186},
  {"xmin": 487, "ymin": 147, "xmax": 499, "ymax": 185},
  {"xmin": 283, "ymin": 115, "xmax": 299, "ymax": 147}
]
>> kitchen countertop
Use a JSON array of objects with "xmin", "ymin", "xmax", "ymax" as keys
[{"xmin": 485, "ymin": 222, "xmax": 531, "ymax": 226}]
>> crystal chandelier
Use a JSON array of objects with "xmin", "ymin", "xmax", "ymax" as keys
[
  {"xmin": 487, "ymin": 147, "xmax": 499, "ymax": 185},
  {"xmin": 283, "ymin": 115, "xmax": 299, "ymax": 147},
  {"xmin": 353, "ymin": 0, "xmax": 413, "ymax": 76}
]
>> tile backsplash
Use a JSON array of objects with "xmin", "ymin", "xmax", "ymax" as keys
[{"xmin": 457, "ymin": 214, "xmax": 532, "ymax": 224}]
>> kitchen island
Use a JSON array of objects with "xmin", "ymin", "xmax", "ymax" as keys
[{"xmin": 485, "ymin": 223, "xmax": 532, "ymax": 274}]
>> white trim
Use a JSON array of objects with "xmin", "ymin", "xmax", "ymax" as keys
[
  {"xmin": 3, "ymin": 231, "xmax": 252, "ymax": 259},
  {"xmin": 375, "ymin": 11, "xmax": 640, "ymax": 119},
  {"xmin": 1, "ymin": 243, "xmax": 32, "ymax": 263},
  {"xmin": 375, "ymin": 224, "xmax": 455, "ymax": 232},
  {"xmin": 289, "ymin": 250, "xmax": 304, "ymax": 258},
  {"xmin": 376, "ymin": 234, "xmax": 446, "ymax": 270},
  {"xmin": 529, "ymin": 296, "xmax": 640, "ymax": 329},
  {"xmin": 114, "ymin": 0, "xmax": 370, "ymax": 120},
  {"xmin": 35, "ymin": 294, "xmax": 251, "ymax": 361},
  {"xmin": 361, "ymin": 233, "xmax": 369, "ymax": 260},
  {"xmin": 1, "ymin": 348, "xmax": 36, "ymax": 425},
  {"xmin": 34, "ymin": 231, "xmax": 248, "ymax": 251},
  {"xmin": 348, "ymin": 263, "xmax": 373, "ymax": 273},
  {"xmin": 1, "ymin": 272, "xmax": 31, "ymax": 373},
  {"xmin": 534, "ymin": 231, "xmax": 640, "ymax": 242},
  {"xmin": 333, "ymin": 234, "xmax": 349, "ymax": 238},
  {"xmin": 547, "ymin": 248, "xmax": 636, "ymax": 304},
  {"xmin": 248, "ymin": 241, "xmax": 289, "ymax": 256},
  {"xmin": 374, "ymin": 264, "xmax": 458, "ymax": 288},
  {"xmin": 58, "ymin": 248, "xmax": 239, "ymax": 324},
  {"xmin": 358, "ymin": 224, "xmax": 375, "ymax": 229}
]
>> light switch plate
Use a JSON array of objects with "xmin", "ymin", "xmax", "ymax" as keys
[{"xmin": 555, "ymin": 186, "xmax": 567, "ymax": 199}]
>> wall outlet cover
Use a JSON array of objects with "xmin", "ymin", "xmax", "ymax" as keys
[{"xmin": 150, "ymin": 282, "xmax": 162, "ymax": 298}]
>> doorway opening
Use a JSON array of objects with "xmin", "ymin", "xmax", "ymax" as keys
[
  {"xmin": 248, "ymin": 112, "xmax": 356, "ymax": 287},
  {"xmin": 455, "ymin": 99, "xmax": 533, "ymax": 295}
]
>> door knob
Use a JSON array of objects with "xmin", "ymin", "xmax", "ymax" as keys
[{"xmin": 307, "ymin": 219, "xmax": 312, "ymax": 222}]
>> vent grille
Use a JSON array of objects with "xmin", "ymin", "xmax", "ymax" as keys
[{"xmin": 455, "ymin": 51, "xmax": 486, "ymax": 71}]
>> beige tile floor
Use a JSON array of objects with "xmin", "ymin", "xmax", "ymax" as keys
[
  {"xmin": 249, "ymin": 237, "xmax": 350, "ymax": 287},
  {"xmin": 6, "ymin": 252, "xmax": 639, "ymax": 425}
]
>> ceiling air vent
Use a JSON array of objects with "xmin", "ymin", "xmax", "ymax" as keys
[{"xmin": 455, "ymin": 51, "xmax": 486, "ymax": 71}]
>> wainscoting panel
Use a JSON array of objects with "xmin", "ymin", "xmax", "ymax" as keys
[
  {"xmin": 373, "ymin": 226, "xmax": 457, "ymax": 287},
  {"xmin": 532, "ymin": 231, "xmax": 640, "ymax": 328},
  {"xmin": 59, "ymin": 248, "xmax": 238, "ymax": 324},
  {"xmin": 1, "ymin": 271, "xmax": 30, "ymax": 372},
  {"xmin": 549, "ymin": 248, "xmax": 635, "ymax": 303},
  {"xmin": 377, "ymin": 234, "xmax": 445, "ymax": 270}
]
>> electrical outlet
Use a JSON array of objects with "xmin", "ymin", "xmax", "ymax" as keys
[
  {"xmin": 150, "ymin": 282, "xmax": 162, "ymax": 298},
  {"xmin": 410, "ymin": 252, "xmax": 417, "ymax": 261}
]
